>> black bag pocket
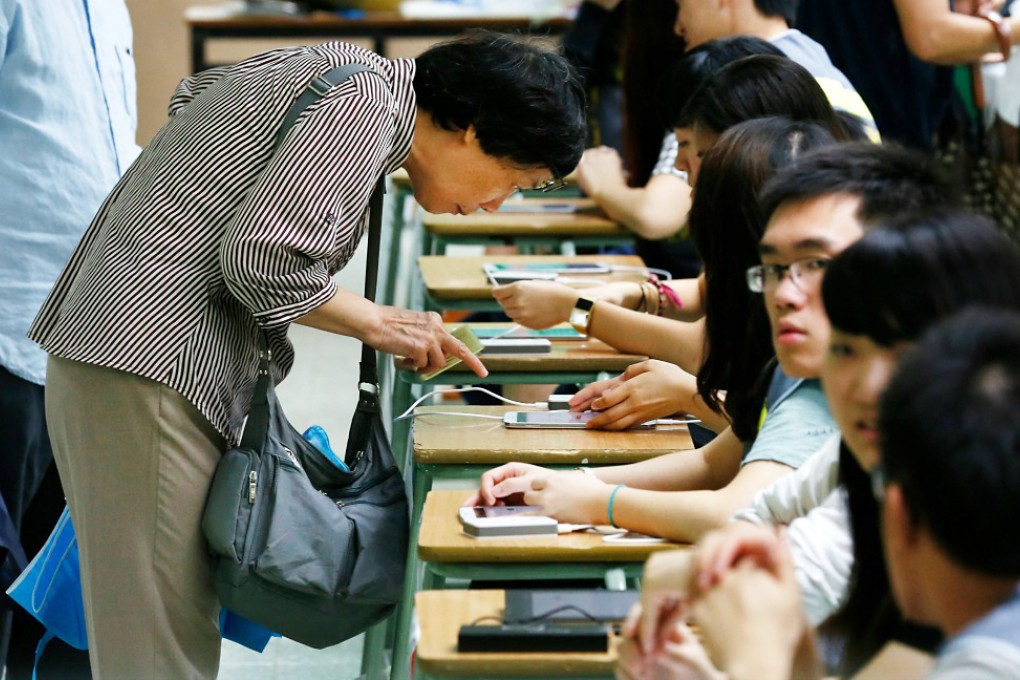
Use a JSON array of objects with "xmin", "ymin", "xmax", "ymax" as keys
[
  {"xmin": 253, "ymin": 461, "xmax": 356, "ymax": 596},
  {"xmin": 203, "ymin": 448, "xmax": 256, "ymax": 564}
]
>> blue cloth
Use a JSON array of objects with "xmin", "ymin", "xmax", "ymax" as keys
[
  {"xmin": 8, "ymin": 507, "xmax": 279, "ymax": 656},
  {"xmin": 931, "ymin": 585, "xmax": 1020, "ymax": 678},
  {"xmin": 0, "ymin": 0, "xmax": 139, "ymax": 385},
  {"xmin": 741, "ymin": 367, "xmax": 837, "ymax": 469}
]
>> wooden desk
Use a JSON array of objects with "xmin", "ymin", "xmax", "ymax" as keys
[
  {"xmin": 415, "ymin": 590, "xmax": 618, "ymax": 679},
  {"xmin": 413, "ymin": 406, "xmax": 692, "ymax": 467},
  {"xmin": 396, "ymin": 492, "xmax": 688, "ymax": 679},
  {"xmin": 421, "ymin": 199, "xmax": 631, "ymax": 255},
  {"xmin": 420, "ymin": 490, "xmax": 684, "ymax": 566},
  {"xmin": 186, "ymin": 7, "xmax": 570, "ymax": 72},
  {"xmin": 418, "ymin": 255, "xmax": 647, "ymax": 310},
  {"xmin": 389, "ymin": 325, "xmax": 649, "ymax": 482}
]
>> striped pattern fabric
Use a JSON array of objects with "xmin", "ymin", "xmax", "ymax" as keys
[{"xmin": 29, "ymin": 42, "xmax": 416, "ymax": 442}]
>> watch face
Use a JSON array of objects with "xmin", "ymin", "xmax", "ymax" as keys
[
  {"xmin": 569, "ymin": 308, "xmax": 590, "ymax": 332},
  {"xmin": 575, "ymin": 297, "xmax": 594, "ymax": 312}
]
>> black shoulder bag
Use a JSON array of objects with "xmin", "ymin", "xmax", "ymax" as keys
[{"xmin": 201, "ymin": 64, "xmax": 408, "ymax": 649}]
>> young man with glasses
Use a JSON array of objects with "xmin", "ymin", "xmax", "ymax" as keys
[{"xmin": 618, "ymin": 147, "xmax": 1020, "ymax": 678}]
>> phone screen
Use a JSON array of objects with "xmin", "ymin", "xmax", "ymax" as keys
[{"xmin": 513, "ymin": 410, "xmax": 596, "ymax": 426}]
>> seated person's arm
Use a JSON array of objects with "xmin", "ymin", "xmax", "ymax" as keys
[
  {"xmin": 571, "ymin": 359, "xmax": 731, "ymax": 433},
  {"xmin": 576, "ymin": 146, "xmax": 693, "ymax": 241},
  {"xmin": 894, "ymin": 0, "xmax": 1019, "ymax": 64},
  {"xmin": 607, "ymin": 458, "xmax": 794, "ymax": 543},
  {"xmin": 495, "ymin": 283, "xmax": 706, "ymax": 373}
]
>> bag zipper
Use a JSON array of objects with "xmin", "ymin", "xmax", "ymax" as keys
[{"xmin": 248, "ymin": 470, "xmax": 257, "ymax": 504}]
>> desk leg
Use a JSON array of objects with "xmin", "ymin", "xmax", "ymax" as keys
[
  {"xmin": 390, "ymin": 463, "xmax": 433, "ymax": 680},
  {"xmin": 390, "ymin": 372, "xmax": 416, "ymax": 475},
  {"xmin": 360, "ymin": 616, "xmax": 392, "ymax": 680}
]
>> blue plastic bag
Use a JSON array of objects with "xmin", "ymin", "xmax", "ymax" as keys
[
  {"xmin": 302, "ymin": 425, "xmax": 350, "ymax": 471},
  {"xmin": 6, "ymin": 507, "xmax": 87, "ymax": 650},
  {"xmin": 6, "ymin": 506, "xmax": 279, "ymax": 659}
]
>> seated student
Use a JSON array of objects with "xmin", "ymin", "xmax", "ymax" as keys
[
  {"xmin": 466, "ymin": 119, "xmax": 841, "ymax": 543},
  {"xmin": 577, "ymin": 35, "xmax": 785, "ymax": 277},
  {"xmin": 495, "ymin": 53, "xmax": 853, "ymax": 433},
  {"xmin": 581, "ymin": 0, "xmax": 878, "ymax": 276},
  {"xmin": 672, "ymin": 0, "xmax": 877, "ymax": 139},
  {"xmin": 620, "ymin": 210, "xmax": 1020, "ymax": 679},
  {"xmin": 876, "ymin": 309, "xmax": 1020, "ymax": 678},
  {"xmin": 574, "ymin": 0, "xmax": 697, "ymax": 278},
  {"xmin": 625, "ymin": 309, "xmax": 1020, "ymax": 680}
]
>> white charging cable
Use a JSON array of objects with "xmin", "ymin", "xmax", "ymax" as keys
[{"xmin": 394, "ymin": 386, "xmax": 547, "ymax": 422}]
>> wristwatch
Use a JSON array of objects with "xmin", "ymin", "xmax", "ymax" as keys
[{"xmin": 569, "ymin": 297, "xmax": 596, "ymax": 334}]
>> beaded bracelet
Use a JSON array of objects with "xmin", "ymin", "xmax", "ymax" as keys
[
  {"xmin": 648, "ymin": 274, "xmax": 684, "ymax": 315},
  {"xmin": 607, "ymin": 484, "xmax": 626, "ymax": 529}
]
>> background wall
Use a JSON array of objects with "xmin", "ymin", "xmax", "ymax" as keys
[{"xmin": 124, "ymin": 1, "xmax": 432, "ymax": 144}]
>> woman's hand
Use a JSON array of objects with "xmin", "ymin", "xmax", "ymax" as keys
[
  {"xmin": 463, "ymin": 463, "xmax": 611, "ymax": 525},
  {"xmin": 492, "ymin": 281, "xmax": 579, "ymax": 329},
  {"xmin": 576, "ymin": 146, "xmax": 627, "ymax": 199},
  {"xmin": 570, "ymin": 360, "xmax": 697, "ymax": 430},
  {"xmin": 371, "ymin": 306, "xmax": 487, "ymax": 378}
]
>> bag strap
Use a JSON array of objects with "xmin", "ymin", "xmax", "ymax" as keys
[{"xmin": 240, "ymin": 64, "xmax": 387, "ymax": 447}]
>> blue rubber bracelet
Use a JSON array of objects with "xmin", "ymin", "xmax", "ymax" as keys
[{"xmin": 607, "ymin": 484, "xmax": 626, "ymax": 529}]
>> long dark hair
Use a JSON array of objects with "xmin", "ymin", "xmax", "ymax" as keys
[
  {"xmin": 664, "ymin": 36, "xmax": 784, "ymax": 130},
  {"xmin": 822, "ymin": 210, "xmax": 1020, "ymax": 675},
  {"xmin": 689, "ymin": 117, "xmax": 837, "ymax": 439},
  {"xmin": 619, "ymin": 0, "xmax": 686, "ymax": 186}
]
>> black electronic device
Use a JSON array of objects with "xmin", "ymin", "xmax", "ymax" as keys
[
  {"xmin": 457, "ymin": 623, "xmax": 610, "ymax": 653},
  {"xmin": 503, "ymin": 589, "xmax": 639, "ymax": 624}
]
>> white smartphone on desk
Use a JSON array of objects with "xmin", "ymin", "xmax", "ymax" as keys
[
  {"xmin": 458, "ymin": 506, "xmax": 558, "ymax": 538},
  {"xmin": 502, "ymin": 410, "xmax": 655, "ymax": 429}
]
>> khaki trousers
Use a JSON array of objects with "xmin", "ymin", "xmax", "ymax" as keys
[{"xmin": 46, "ymin": 356, "xmax": 226, "ymax": 680}]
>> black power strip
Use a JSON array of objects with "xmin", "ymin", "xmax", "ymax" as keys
[{"xmin": 458, "ymin": 623, "xmax": 610, "ymax": 653}]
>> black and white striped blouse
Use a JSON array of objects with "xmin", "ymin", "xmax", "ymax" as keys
[{"xmin": 30, "ymin": 42, "xmax": 416, "ymax": 442}]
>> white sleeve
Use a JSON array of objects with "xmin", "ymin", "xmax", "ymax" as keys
[
  {"xmin": 731, "ymin": 434, "xmax": 841, "ymax": 525},
  {"xmin": 787, "ymin": 489, "xmax": 854, "ymax": 625}
]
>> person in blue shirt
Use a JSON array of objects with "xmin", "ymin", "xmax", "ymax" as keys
[{"xmin": 0, "ymin": 1, "xmax": 138, "ymax": 677}]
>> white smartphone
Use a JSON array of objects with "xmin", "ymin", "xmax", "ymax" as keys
[
  {"xmin": 501, "ymin": 410, "xmax": 655, "ymax": 430},
  {"xmin": 458, "ymin": 506, "xmax": 558, "ymax": 538}
]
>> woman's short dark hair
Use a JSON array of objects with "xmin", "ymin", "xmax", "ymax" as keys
[
  {"xmin": 823, "ymin": 210, "xmax": 1020, "ymax": 347},
  {"xmin": 881, "ymin": 309, "xmax": 1020, "ymax": 577},
  {"xmin": 665, "ymin": 36, "xmax": 785, "ymax": 129},
  {"xmin": 678, "ymin": 54, "xmax": 848, "ymax": 141},
  {"xmin": 414, "ymin": 30, "xmax": 587, "ymax": 179},
  {"xmin": 689, "ymin": 116, "xmax": 837, "ymax": 440}
]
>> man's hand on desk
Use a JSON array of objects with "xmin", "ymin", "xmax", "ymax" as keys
[
  {"xmin": 464, "ymin": 463, "xmax": 612, "ymax": 525},
  {"xmin": 571, "ymin": 360, "xmax": 696, "ymax": 430}
]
